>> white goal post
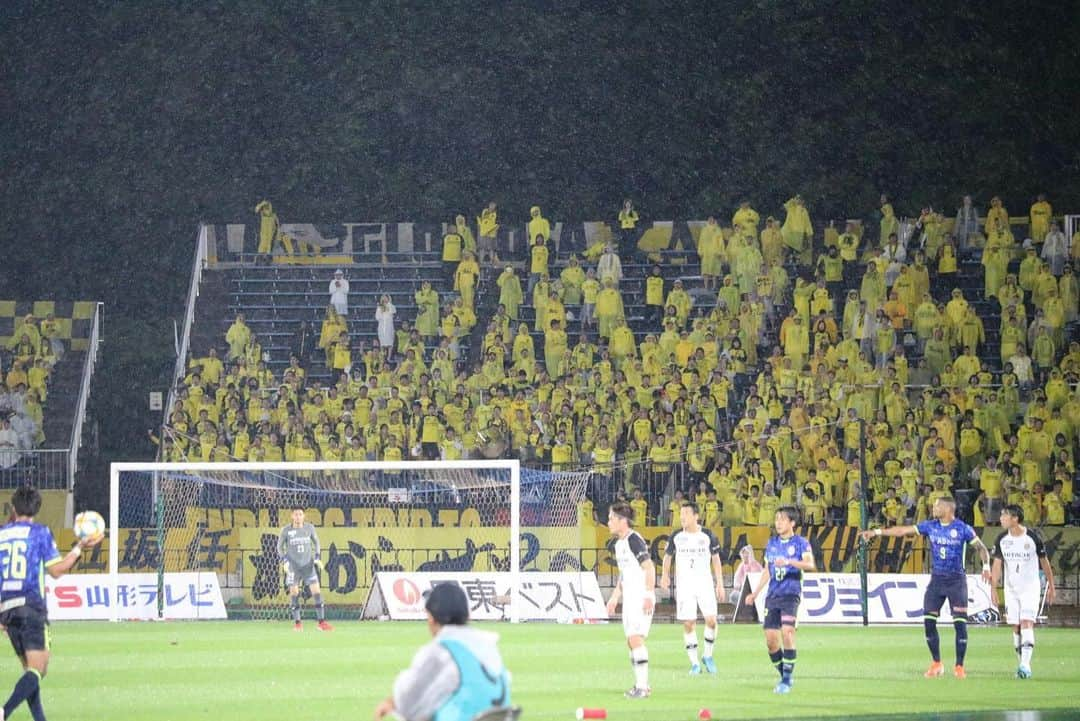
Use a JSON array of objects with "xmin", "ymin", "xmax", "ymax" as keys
[{"xmin": 107, "ymin": 460, "xmax": 594, "ymax": 624}]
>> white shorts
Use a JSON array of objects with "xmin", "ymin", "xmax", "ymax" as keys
[
  {"xmin": 622, "ymin": 594, "xmax": 655, "ymax": 639},
  {"xmin": 1005, "ymin": 588, "xmax": 1041, "ymax": 625},
  {"xmin": 676, "ymin": 578, "xmax": 718, "ymax": 621}
]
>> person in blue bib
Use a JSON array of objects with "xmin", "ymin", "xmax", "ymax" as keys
[
  {"xmin": 746, "ymin": 506, "xmax": 815, "ymax": 695},
  {"xmin": 374, "ymin": 583, "xmax": 512, "ymax": 721},
  {"xmin": 861, "ymin": 496, "xmax": 991, "ymax": 679}
]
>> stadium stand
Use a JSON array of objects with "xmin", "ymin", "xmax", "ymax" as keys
[
  {"xmin": 0, "ymin": 300, "xmax": 97, "ymax": 486},
  {"xmin": 159, "ymin": 199, "xmax": 1080, "ymax": 531}
]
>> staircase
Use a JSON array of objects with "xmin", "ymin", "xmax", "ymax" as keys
[
  {"xmin": 41, "ymin": 349, "xmax": 87, "ymax": 448},
  {"xmin": 2, "ymin": 341, "xmax": 95, "ymax": 490},
  {"xmin": 935, "ymin": 255, "xmax": 1002, "ymax": 370},
  {"xmin": 188, "ymin": 252, "xmax": 455, "ymax": 384},
  {"xmin": 465, "ymin": 264, "xmax": 506, "ymax": 366},
  {"xmin": 517, "ymin": 249, "xmax": 703, "ymax": 352}
]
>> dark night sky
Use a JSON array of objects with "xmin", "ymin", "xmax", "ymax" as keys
[{"xmin": 1, "ymin": 0, "xmax": 1078, "ymax": 456}]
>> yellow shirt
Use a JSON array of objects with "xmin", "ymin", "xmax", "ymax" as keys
[
  {"xmin": 593, "ymin": 445, "xmax": 615, "ymax": 470},
  {"xmin": 1043, "ymin": 493, "xmax": 1065, "ymax": 525},
  {"xmin": 577, "ymin": 499, "xmax": 595, "ymax": 527},
  {"xmin": 528, "ymin": 212, "xmax": 551, "ymax": 243},
  {"xmin": 742, "ymin": 496, "xmax": 761, "ymax": 525},
  {"xmin": 846, "ymin": 498, "xmax": 862, "ymax": 526},
  {"xmin": 478, "ymin": 209, "xmax": 498, "ymax": 237},
  {"xmin": 421, "ymin": 415, "xmax": 444, "ymax": 443},
  {"xmin": 442, "ymin": 232, "xmax": 462, "ymax": 262},
  {"xmin": 551, "ymin": 442, "xmax": 574, "ymax": 468},
  {"xmin": 703, "ymin": 500, "xmax": 721, "ymax": 528},
  {"xmin": 440, "ymin": 438, "xmax": 463, "ymax": 460},
  {"xmin": 582, "ymin": 279, "xmax": 600, "ymax": 304},
  {"xmin": 530, "ymin": 244, "xmax": 549, "ymax": 274},
  {"xmin": 668, "ymin": 500, "xmax": 683, "ymax": 523},
  {"xmin": 979, "ymin": 468, "xmax": 1003, "ymax": 497},
  {"xmin": 803, "ymin": 497, "xmax": 827, "ymax": 524},
  {"xmin": 757, "ymin": 495, "xmax": 779, "ymax": 525},
  {"xmin": 646, "ymin": 276, "xmax": 665, "ymax": 306}
]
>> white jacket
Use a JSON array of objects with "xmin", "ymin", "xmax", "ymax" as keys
[{"xmin": 392, "ymin": 625, "xmax": 508, "ymax": 721}]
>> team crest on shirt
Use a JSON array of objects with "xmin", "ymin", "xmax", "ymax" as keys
[
  {"xmin": 787, "ymin": 546, "xmax": 795, "ymax": 555},
  {"xmin": 949, "ymin": 530, "xmax": 957, "ymax": 538}
]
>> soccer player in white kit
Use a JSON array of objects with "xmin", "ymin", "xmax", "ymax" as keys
[
  {"xmin": 660, "ymin": 502, "xmax": 725, "ymax": 674},
  {"xmin": 605, "ymin": 501, "xmax": 656, "ymax": 699},
  {"xmin": 990, "ymin": 504, "xmax": 1056, "ymax": 679}
]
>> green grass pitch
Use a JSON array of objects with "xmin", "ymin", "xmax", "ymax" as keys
[{"xmin": 10, "ymin": 622, "xmax": 1078, "ymax": 720}]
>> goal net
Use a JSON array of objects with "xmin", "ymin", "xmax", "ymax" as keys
[{"xmin": 107, "ymin": 461, "xmax": 592, "ymax": 623}]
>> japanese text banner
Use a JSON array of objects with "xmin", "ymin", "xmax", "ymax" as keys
[
  {"xmin": 745, "ymin": 572, "xmax": 995, "ymax": 624},
  {"xmin": 46, "ymin": 572, "xmax": 227, "ymax": 620},
  {"xmin": 366, "ymin": 572, "xmax": 607, "ymax": 622}
]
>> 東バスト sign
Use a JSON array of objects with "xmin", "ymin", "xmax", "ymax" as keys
[{"xmin": 365, "ymin": 572, "xmax": 608, "ymax": 622}]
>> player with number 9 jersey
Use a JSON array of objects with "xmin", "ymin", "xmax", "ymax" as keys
[{"xmin": 861, "ymin": 496, "xmax": 991, "ymax": 678}]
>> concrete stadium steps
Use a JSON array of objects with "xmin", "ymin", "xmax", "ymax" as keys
[
  {"xmin": 946, "ymin": 257, "xmax": 1002, "ymax": 370},
  {"xmin": 186, "ymin": 271, "xmax": 232, "ymax": 363},
  {"xmin": 187, "ymin": 248, "xmax": 1023, "ymax": 384},
  {"xmin": 513, "ymin": 257, "xmax": 707, "ymax": 347},
  {"xmin": 191, "ymin": 256, "xmax": 454, "ymax": 384},
  {"xmin": 40, "ymin": 349, "xmax": 87, "ymax": 449}
]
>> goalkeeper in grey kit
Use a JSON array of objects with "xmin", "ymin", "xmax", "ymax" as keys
[{"xmin": 278, "ymin": 506, "xmax": 333, "ymax": 631}]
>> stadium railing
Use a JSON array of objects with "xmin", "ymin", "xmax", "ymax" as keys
[
  {"xmin": 0, "ymin": 302, "xmax": 102, "ymax": 513},
  {"xmin": 0, "ymin": 448, "xmax": 68, "ymax": 490},
  {"xmin": 162, "ymin": 224, "xmax": 208, "ymax": 445},
  {"xmin": 66, "ymin": 301, "xmax": 103, "ymax": 521}
]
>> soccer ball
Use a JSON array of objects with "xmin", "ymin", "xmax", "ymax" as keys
[{"xmin": 73, "ymin": 510, "xmax": 106, "ymax": 542}]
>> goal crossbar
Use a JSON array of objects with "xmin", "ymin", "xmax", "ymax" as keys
[{"xmin": 108, "ymin": 460, "xmax": 522, "ymax": 623}]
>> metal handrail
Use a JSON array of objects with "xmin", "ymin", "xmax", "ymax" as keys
[
  {"xmin": 67, "ymin": 302, "xmax": 103, "ymax": 499},
  {"xmin": 0, "ymin": 448, "xmax": 69, "ymax": 490},
  {"xmin": 163, "ymin": 225, "xmax": 209, "ymax": 434}
]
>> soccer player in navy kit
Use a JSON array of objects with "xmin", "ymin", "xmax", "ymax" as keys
[
  {"xmin": 746, "ymin": 506, "xmax": 815, "ymax": 694},
  {"xmin": 861, "ymin": 496, "xmax": 991, "ymax": 678},
  {"xmin": 0, "ymin": 485, "xmax": 101, "ymax": 721}
]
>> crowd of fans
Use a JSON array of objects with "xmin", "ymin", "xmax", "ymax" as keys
[
  {"xmin": 0, "ymin": 314, "xmax": 61, "ymax": 468},
  {"xmin": 159, "ymin": 195, "xmax": 1080, "ymax": 529}
]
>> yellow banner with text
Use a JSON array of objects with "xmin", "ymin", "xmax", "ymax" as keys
[
  {"xmin": 57, "ymin": 516, "xmax": 1080, "ymax": 607},
  {"xmin": 236, "ymin": 526, "xmax": 593, "ymax": 604}
]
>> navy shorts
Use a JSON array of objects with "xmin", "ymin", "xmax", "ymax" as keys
[
  {"xmin": 924, "ymin": 574, "xmax": 968, "ymax": 615},
  {"xmin": 763, "ymin": 595, "xmax": 800, "ymax": 630},
  {"xmin": 0, "ymin": 605, "xmax": 51, "ymax": 656}
]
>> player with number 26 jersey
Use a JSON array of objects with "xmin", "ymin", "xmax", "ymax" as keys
[{"xmin": 0, "ymin": 522, "xmax": 61, "ymax": 614}]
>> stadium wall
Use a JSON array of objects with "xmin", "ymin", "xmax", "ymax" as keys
[{"xmin": 54, "ymin": 521, "xmax": 1080, "ymax": 608}]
